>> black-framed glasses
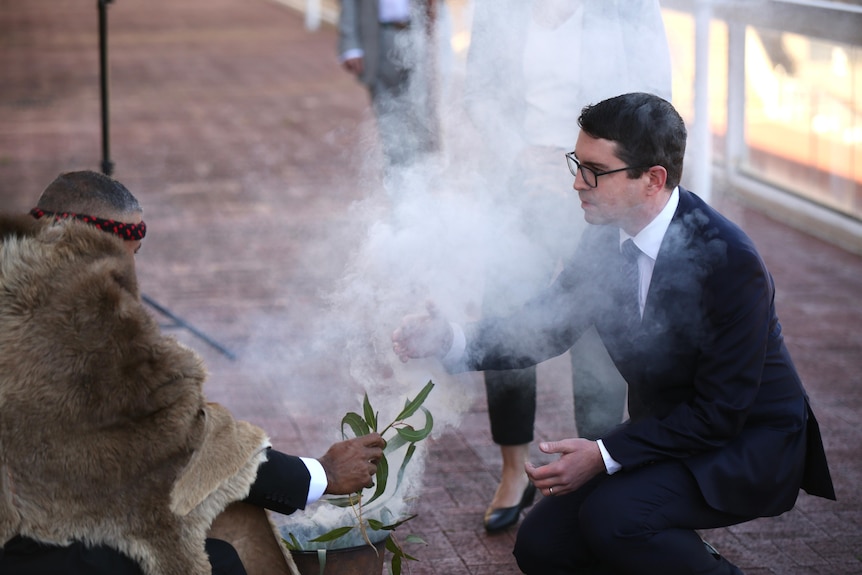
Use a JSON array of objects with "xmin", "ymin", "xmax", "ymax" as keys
[{"xmin": 565, "ymin": 152, "xmax": 649, "ymax": 189}]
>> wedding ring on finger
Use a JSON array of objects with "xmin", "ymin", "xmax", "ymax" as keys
[{"xmin": 549, "ymin": 486, "xmax": 554, "ymax": 495}]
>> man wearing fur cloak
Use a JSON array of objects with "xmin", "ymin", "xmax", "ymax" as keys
[{"xmin": 0, "ymin": 171, "xmax": 385, "ymax": 575}]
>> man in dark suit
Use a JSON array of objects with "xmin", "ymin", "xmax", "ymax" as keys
[
  {"xmin": 462, "ymin": 0, "xmax": 673, "ymax": 533},
  {"xmin": 392, "ymin": 92, "xmax": 835, "ymax": 574}
]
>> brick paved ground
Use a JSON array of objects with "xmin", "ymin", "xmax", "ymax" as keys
[{"xmin": 1, "ymin": 1, "xmax": 860, "ymax": 574}]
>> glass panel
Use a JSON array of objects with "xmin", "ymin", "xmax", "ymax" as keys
[{"xmin": 743, "ymin": 27, "xmax": 862, "ymax": 221}]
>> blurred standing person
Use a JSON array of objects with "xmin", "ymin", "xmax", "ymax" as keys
[
  {"xmin": 463, "ymin": 0, "xmax": 673, "ymax": 532},
  {"xmin": 338, "ymin": 0, "xmax": 444, "ymax": 172}
]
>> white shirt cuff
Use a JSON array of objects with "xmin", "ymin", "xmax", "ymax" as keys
[
  {"xmin": 301, "ymin": 457, "xmax": 328, "ymax": 506},
  {"xmin": 340, "ymin": 48, "xmax": 364, "ymax": 62},
  {"xmin": 441, "ymin": 322, "xmax": 466, "ymax": 366},
  {"xmin": 596, "ymin": 439, "xmax": 622, "ymax": 475}
]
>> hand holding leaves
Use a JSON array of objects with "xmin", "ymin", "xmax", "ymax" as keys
[{"xmin": 318, "ymin": 432, "xmax": 385, "ymax": 495}]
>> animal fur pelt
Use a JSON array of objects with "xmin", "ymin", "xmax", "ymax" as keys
[{"xmin": 0, "ymin": 213, "xmax": 269, "ymax": 575}]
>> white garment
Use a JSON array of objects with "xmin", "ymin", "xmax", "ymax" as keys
[
  {"xmin": 379, "ymin": 0, "xmax": 411, "ymax": 23},
  {"xmin": 522, "ymin": 3, "xmax": 584, "ymax": 148}
]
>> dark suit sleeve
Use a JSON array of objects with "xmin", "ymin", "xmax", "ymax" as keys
[
  {"xmin": 243, "ymin": 448, "xmax": 312, "ymax": 515},
  {"xmin": 461, "ymin": 226, "xmax": 613, "ymax": 372}
]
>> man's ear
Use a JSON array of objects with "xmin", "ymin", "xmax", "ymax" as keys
[{"xmin": 644, "ymin": 165, "xmax": 668, "ymax": 196}]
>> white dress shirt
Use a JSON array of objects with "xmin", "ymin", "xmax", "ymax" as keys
[
  {"xmin": 300, "ymin": 457, "xmax": 328, "ymax": 505},
  {"xmin": 618, "ymin": 187, "xmax": 680, "ymax": 318},
  {"xmin": 598, "ymin": 187, "xmax": 679, "ymax": 473}
]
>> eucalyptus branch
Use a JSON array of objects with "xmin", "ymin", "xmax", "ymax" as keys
[{"xmin": 284, "ymin": 381, "xmax": 434, "ymax": 575}]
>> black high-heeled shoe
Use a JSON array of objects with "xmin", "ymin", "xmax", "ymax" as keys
[{"xmin": 483, "ymin": 483, "xmax": 537, "ymax": 533}]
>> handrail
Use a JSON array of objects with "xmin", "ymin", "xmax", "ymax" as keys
[{"xmin": 773, "ymin": 0, "xmax": 862, "ymax": 14}]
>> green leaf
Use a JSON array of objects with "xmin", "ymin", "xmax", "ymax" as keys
[
  {"xmin": 376, "ymin": 514, "xmax": 417, "ymax": 531},
  {"xmin": 393, "ymin": 443, "xmax": 416, "ymax": 495},
  {"xmin": 281, "ymin": 533, "xmax": 303, "ymax": 551},
  {"xmin": 366, "ymin": 518, "xmax": 386, "ymax": 530},
  {"xmin": 341, "ymin": 411, "xmax": 370, "ymax": 438},
  {"xmin": 385, "ymin": 537, "xmax": 404, "ymax": 575},
  {"xmin": 364, "ymin": 453, "xmax": 389, "ymax": 505},
  {"xmin": 382, "ymin": 431, "xmax": 408, "ymax": 455},
  {"xmin": 403, "ymin": 534, "xmax": 426, "ymax": 545},
  {"xmin": 393, "ymin": 380, "xmax": 434, "ymax": 421},
  {"xmin": 385, "ymin": 536, "xmax": 400, "ymax": 553},
  {"xmin": 309, "ymin": 525, "xmax": 354, "ymax": 543},
  {"xmin": 323, "ymin": 494, "xmax": 361, "ymax": 508},
  {"xmin": 365, "ymin": 518, "xmax": 399, "ymax": 532},
  {"xmin": 362, "ymin": 393, "xmax": 378, "ymax": 432},
  {"xmin": 394, "ymin": 407, "xmax": 433, "ymax": 442}
]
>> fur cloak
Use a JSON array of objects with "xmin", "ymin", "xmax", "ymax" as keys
[{"xmin": 0, "ymin": 214, "xmax": 269, "ymax": 575}]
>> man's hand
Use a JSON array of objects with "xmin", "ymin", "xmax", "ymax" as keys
[
  {"xmin": 342, "ymin": 57, "xmax": 364, "ymax": 76},
  {"xmin": 319, "ymin": 433, "xmax": 385, "ymax": 495},
  {"xmin": 391, "ymin": 301, "xmax": 453, "ymax": 363},
  {"xmin": 525, "ymin": 438, "xmax": 605, "ymax": 497}
]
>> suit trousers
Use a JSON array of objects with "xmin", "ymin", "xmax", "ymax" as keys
[
  {"xmin": 513, "ymin": 461, "xmax": 749, "ymax": 575},
  {"xmin": 370, "ymin": 26, "xmax": 437, "ymax": 168},
  {"xmin": 0, "ymin": 536, "xmax": 246, "ymax": 575},
  {"xmin": 484, "ymin": 366, "xmax": 537, "ymax": 445}
]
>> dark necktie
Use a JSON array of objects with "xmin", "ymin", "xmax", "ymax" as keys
[{"xmin": 620, "ymin": 239, "xmax": 642, "ymax": 324}]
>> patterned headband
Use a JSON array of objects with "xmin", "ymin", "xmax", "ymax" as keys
[{"xmin": 30, "ymin": 207, "xmax": 147, "ymax": 241}]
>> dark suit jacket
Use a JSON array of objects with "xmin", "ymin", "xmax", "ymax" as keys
[{"xmin": 462, "ymin": 188, "xmax": 835, "ymax": 517}]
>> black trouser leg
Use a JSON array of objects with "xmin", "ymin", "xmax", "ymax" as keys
[{"xmin": 514, "ymin": 463, "xmax": 749, "ymax": 574}]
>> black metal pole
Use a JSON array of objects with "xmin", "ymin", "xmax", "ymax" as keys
[
  {"xmin": 98, "ymin": 0, "xmax": 114, "ymax": 176},
  {"xmin": 141, "ymin": 294, "xmax": 238, "ymax": 360}
]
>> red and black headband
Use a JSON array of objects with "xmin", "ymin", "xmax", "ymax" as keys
[{"xmin": 30, "ymin": 207, "xmax": 147, "ymax": 241}]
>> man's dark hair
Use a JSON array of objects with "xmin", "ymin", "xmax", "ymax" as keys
[
  {"xmin": 578, "ymin": 92, "xmax": 687, "ymax": 190},
  {"xmin": 37, "ymin": 170, "xmax": 142, "ymax": 217}
]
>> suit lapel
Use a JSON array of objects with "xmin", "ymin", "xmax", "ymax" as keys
[{"xmin": 641, "ymin": 189, "xmax": 700, "ymax": 328}]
